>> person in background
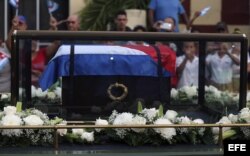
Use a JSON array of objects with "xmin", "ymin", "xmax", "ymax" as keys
[
  {"xmin": 127, "ymin": 25, "xmax": 148, "ymax": 46},
  {"xmin": 176, "ymin": 42, "xmax": 199, "ymax": 88},
  {"xmin": 148, "ymin": 0, "xmax": 189, "ymax": 32},
  {"xmin": 206, "ymin": 42, "xmax": 240, "ymax": 91},
  {"xmin": 110, "ymin": 10, "xmax": 131, "ymax": 31},
  {"xmin": 216, "ymin": 21, "xmax": 229, "ymax": 33}
]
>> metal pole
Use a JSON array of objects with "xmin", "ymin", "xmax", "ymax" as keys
[
  {"xmin": 4, "ymin": 0, "xmax": 8, "ymax": 40},
  {"xmin": 36, "ymin": 0, "xmax": 40, "ymax": 30}
]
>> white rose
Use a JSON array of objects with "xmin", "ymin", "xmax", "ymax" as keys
[
  {"xmin": 47, "ymin": 92, "xmax": 56, "ymax": 100},
  {"xmin": 81, "ymin": 132, "xmax": 94, "ymax": 142},
  {"xmin": 72, "ymin": 129, "xmax": 85, "ymax": 136},
  {"xmin": 193, "ymin": 119, "xmax": 204, "ymax": 124},
  {"xmin": 1, "ymin": 93, "xmax": 10, "ymax": 100},
  {"xmin": 1, "ymin": 114, "xmax": 23, "ymax": 137},
  {"xmin": 4, "ymin": 106, "xmax": 17, "ymax": 115},
  {"xmin": 164, "ymin": 110, "xmax": 178, "ymax": 122},
  {"xmin": 239, "ymin": 111, "xmax": 250, "ymax": 123},
  {"xmin": 95, "ymin": 118, "xmax": 108, "ymax": 132},
  {"xmin": 171, "ymin": 88, "xmax": 178, "ymax": 99},
  {"xmin": 142, "ymin": 108, "xmax": 159, "ymax": 122},
  {"xmin": 23, "ymin": 115, "xmax": 44, "ymax": 125},
  {"xmin": 228, "ymin": 114, "xmax": 238, "ymax": 123},
  {"xmin": 212, "ymin": 116, "xmax": 231, "ymax": 135},
  {"xmin": 35, "ymin": 88, "xmax": 47, "ymax": 98}
]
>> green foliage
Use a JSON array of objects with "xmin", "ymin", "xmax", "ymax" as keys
[
  {"xmin": 137, "ymin": 101, "xmax": 143, "ymax": 114},
  {"xmin": 79, "ymin": 0, "xmax": 150, "ymax": 31}
]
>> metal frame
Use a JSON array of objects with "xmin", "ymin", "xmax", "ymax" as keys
[{"xmin": 11, "ymin": 31, "xmax": 248, "ymax": 111}]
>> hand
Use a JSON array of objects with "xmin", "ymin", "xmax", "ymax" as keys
[
  {"xmin": 153, "ymin": 21, "xmax": 163, "ymax": 31},
  {"xmin": 193, "ymin": 11, "xmax": 201, "ymax": 18}
]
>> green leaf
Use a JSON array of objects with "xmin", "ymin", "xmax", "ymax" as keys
[
  {"xmin": 137, "ymin": 101, "xmax": 143, "ymax": 113},
  {"xmin": 158, "ymin": 104, "xmax": 164, "ymax": 118}
]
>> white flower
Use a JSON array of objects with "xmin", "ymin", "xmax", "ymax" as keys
[
  {"xmin": 228, "ymin": 114, "xmax": 238, "ymax": 123},
  {"xmin": 55, "ymin": 87, "xmax": 62, "ymax": 98},
  {"xmin": 171, "ymin": 88, "xmax": 178, "ymax": 99},
  {"xmin": 23, "ymin": 115, "xmax": 44, "ymax": 125},
  {"xmin": 154, "ymin": 118, "xmax": 176, "ymax": 140},
  {"xmin": 81, "ymin": 132, "xmax": 94, "ymax": 142},
  {"xmin": 113, "ymin": 112, "xmax": 133, "ymax": 138},
  {"xmin": 164, "ymin": 110, "xmax": 178, "ymax": 122},
  {"xmin": 113, "ymin": 112, "xmax": 133, "ymax": 125},
  {"xmin": 35, "ymin": 88, "xmax": 47, "ymax": 98},
  {"xmin": 1, "ymin": 93, "xmax": 10, "ymax": 100},
  {"xmin": 193, "ymin": 119, "xmax": 204, "ymax": 124},
  {"xmin": 239, "ymin": 108, "xmax": 250, "ymax": 123},
  {"xmin": 141, "ymin": 108, "xmax": 159, "ymax": 122},
  {"xmin": 108, "ymin": 110, "xmax": 119, "ymax": 123},
  {"xmin": 212, "ymin": 116, "xmax": 232, "ymax": 135},
  {"xmin": 181, "ymin": 86, "xmax": 197, "ymax": 98},
  {"xmin": 1, "ymin": 114, "xmax": 23, "ymax": 137},
  {"xmin": 205, "ymin": 85, "xmax": 221, "ymax": 98},
  {"xmin": 131, "ymin": 115, "xmax": 147, "ymax": 133},
  {"xmin": 57, "ymin": 122, "xmax": 67, "ymax": 136},
  {"xmin": 193, "ymin": 119, "xmax": 205, "ymax": 135},
  {"xmin": 95, "ymin": 118, "xmax": 108, "ymax": 132},
  {"xmin": 31, "ymin": 85, "xmax": 36, "ymax": 98},
  {"xmin": 4, "ymin": 106, "xmax": 17, "ymax": 115},
  {"xmin": 72, "ymin": 129, "xmax": 85, "ymax": 136},
  {"xmin": 177, "ymin": 116, "xmax": 192, "ymax": 133},
  {"xmin": 47, "ymin": 92, "xmax": 56, "ymax": 100}
]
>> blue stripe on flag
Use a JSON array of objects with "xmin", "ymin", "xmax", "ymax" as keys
[{"xmin": 39, "ymin": 54, "xmax": 171, "ymax": 90}]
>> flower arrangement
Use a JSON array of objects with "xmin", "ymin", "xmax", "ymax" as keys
[
  {"xmin": 0, "ymin": 105, "xmax": 65, "ymax": 146},
  {"xmin": 171, "ymin": 85, "xmax": 239, "ymax": 114}
]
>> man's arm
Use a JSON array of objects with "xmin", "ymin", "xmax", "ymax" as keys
[
  {"xmin": 226, "ymin": 51, "xmax": 240, "ymax": 65},
  {"xmin": 180, "ymin": 12, "xmax": 190, "ymax": 30}
]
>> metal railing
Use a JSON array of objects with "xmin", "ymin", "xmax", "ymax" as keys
[{"xmin": 1, "ymin": 123, "xmax": 250, "ymax": 150}]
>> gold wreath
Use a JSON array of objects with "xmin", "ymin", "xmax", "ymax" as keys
[{"xmin": 107, "ymin": 83, "xmax": 128, "ymax": 101}]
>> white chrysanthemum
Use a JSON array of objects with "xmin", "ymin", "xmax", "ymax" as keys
[
  {"xmin": 228, "ymin": 114, "xmax": 238, "ymax": 123},
  {"xmin": 113, "ymin": 112, "xmax": 133, "ymax": 125},
  {"xmin": 72, "ymin": 128, "xmax": 85, "ymax": 136},
  {"xmin": 113, "ymin": 112, "xmax": 133, "ymax": 138},
  {"xmin": 170, "ymin": 88, "xmax": 178, "ymax": 99},
  {"xmin": 35, "ymin": 88, "xmax": 47, "ymax": 98},
  {"xmin": 55, "ymin": 87, "xmax": 62, "ymax": 98},
  {"xmin": 1, "ymin": 114, "xmax": 23, "ymax": 137},
  {"xmin": 212, "ymin": 116, "xmax": 232, "ymax": 135},
  {"xmin": 142, "ymin": 108, "xmax": 159, "ymax": 122},
  {"xmin": 193, "ymin": 119, "xmax": 205, "ymax": 135},
  {"xmin": 239, "ymin": 108, "xmax": 250, "ymax": 123},
  {"xmin": 57, "ymin": 123, "xmax": 67, "ymax": 136},
  {"xmin": 154, "ymin": 118, "xmax": 176, "ymax": 140},
  {"xmin": 131, "ymin": 115, "xmax": 147, "ymax": 133},
  {"xmin": 177, "ymin": 116, "xmax": 192, "ymax": 133},
  {"xmin": 81, "ymin": 132, "xmax": 94, "ymax": 142},
  {"xmin": 1, "ymin": 93, "xmax": 10, "ymax": 100},
  {"xmin": 4, "ymin": 106, "xmax": 17, "ymax": 115},
  {"xmin": 24, "ymin": 115, "xmax": 44, "ymax": 125},
  {"xmin": 95, "ymin": 118, "xmax": 108, "ymax": 132},
  {"xmin": 31, "ymin": 85, "xmax": 36, "ymax": 98},
  {"xmin": 47, "ymin": 92, "xmax": 56, "ymax": 100},
  {"xmin": 164, "ymin": 110, "xmax": 178, "ymax": 122}
]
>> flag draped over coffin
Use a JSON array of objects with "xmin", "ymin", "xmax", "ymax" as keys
[{"xmin": 39, "ymin": 45, "xmax": 176, "ymax": 91}]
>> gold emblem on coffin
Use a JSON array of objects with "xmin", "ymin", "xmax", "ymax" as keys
[{"xmin": 107, "ymin": 82, "xmax": 128, "ymax": 101}]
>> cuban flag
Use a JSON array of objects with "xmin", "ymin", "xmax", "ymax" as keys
[
  {"xmin": 47, "ymin": 0, "xmax": 59, "ymax": 13},
  {"xmin": 9, "ymin": 0, "xmax": 19, "ymax": 8},
  {"xmin": 39, "ymin": 45, "xmax": 175, "ymax": 90}
]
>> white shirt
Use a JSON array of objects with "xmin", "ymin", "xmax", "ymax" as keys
[
  {"xmin": 206, "ymin": 53, "xmax": 234, "ymax": 84},
  {"xmin": 176, "ymin": 55, "xmax": 199, "ymax": 88}
]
